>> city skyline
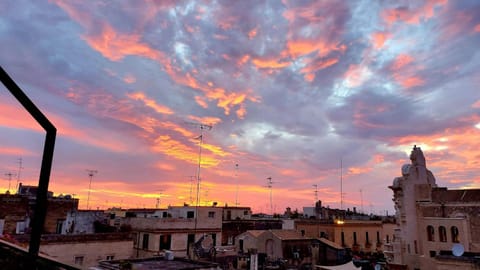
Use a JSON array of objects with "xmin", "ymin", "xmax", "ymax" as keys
[{"xmin": 1, "ymin": 0, "xmax": 479, "ymax": 214}]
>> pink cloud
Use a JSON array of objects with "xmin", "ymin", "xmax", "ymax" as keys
[
  {"xmin": 371, "ymin": 32, "xmax": 392, "ymax": 49},
  {"xmin": 391, "ymin": 54, "xmax": 414, "ymax": 70},
  {"xmin": 123, "ymin": 74, "xmax": 136, "ymax": 84},
  {"xmin": 382, "ymin": 0, "xmax": 448, "ymax": 25},
  {"xmin": 475, "ymin": 24, "xmax": 480, "ymax": 33}
]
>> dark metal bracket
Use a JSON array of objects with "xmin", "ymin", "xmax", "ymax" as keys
[{"xmin": 0, "ymin": 66, "xmax": 57, "ymax": 257}]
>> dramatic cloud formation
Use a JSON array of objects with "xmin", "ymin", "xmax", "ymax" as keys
[{"xmin": 1, "ymin": 0, "xmax": 479, "ymax": 214}]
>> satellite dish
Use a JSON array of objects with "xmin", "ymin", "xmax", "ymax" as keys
[{"xmin": 452, "ymin": 243, "xmax": 464, "ymax": 257}]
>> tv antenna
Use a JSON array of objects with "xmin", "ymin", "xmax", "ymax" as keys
[
  {"xmin": 340, "ymin": 158, "xmax": 344, "ymax": 211},
  {"xmin": 185, "ymin": 121, "xmax": 213, "ymax": 207},
  {"xmin": 235, "ymin": 163, "xmax": 239, "ymax": 206},
  {"xmin": 86, "ymin": 169, "xmax": 98, "ymax": 210},
  {"xmin": 313, "ymin": 184, "xmax": 318, "ymax": 205},
  {"xmin": 185, "ymin": 121, "xmax": 213, "ymax": 233},
  {"xmin": 185, "ymin": 175, "xmax": 196, "ymax": 205},
  {"xmin": 4, "ymin": 172, "xmax": 16, "ymax": 193},
  {"xmin": 265, "ymin": 177, "xmax": 275, "ymax": 215},
  {"xmin": 155, "ymin": 189, "xmax": 164, "ymax": 208},
  {"xmin": 360, "ymin": 189, "xmax": 364, "ymax": 214},
  {"xmin": 16, "ymin": 157, "xmax": 23, "ymax": 191}
]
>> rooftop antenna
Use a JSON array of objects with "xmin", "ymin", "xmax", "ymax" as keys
[
  {"xmin": 186, "ymin": 175, "xmax": 195, "ymax": 205},
  {"xmin": 266, "ymin": 177, "xmax": 274, "ymax": 215},
  {"xmin": 185, "ymin": 121, "xmax": 213, "ymax": 208},
  {"xmin": 235, "ymin": 163, "xmax": 239, "ymax": 206},
  {"xmin": 360, "ymin": 189, "xmax": 364, "ymax": 214},
  {"xmin": 340, "ymin": 158, "xmax": 343, "ymax": 211},
  {"xmin": 5, "ymin": 172, "xmax": 16, "ymax": 193},
  {"xmin": 313, "ymin": 184, "xmax": 318, "ymax": 206},
  {"xmin": 16, "ymin": 157, "xmax": 23, "ymax": 191},
  {"xmin": 86, "ymin": 169, "xmax": 98, "ymax": 210},
  {"xmin": 155, "ymin": 189, "xmax": 164, "ymax": 208},
  {"xmin": 185, "ymin": 121, "xmax": 212, "ymax": 233}
]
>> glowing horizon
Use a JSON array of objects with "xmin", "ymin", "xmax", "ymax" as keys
[{"xmin": 1, "ymin": 0, "xmax": 479, "ymax": 215}]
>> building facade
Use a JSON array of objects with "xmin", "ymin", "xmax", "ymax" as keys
[{"xmin": 389, "ymin": 146, "xmax": 480, "ymax": 269}]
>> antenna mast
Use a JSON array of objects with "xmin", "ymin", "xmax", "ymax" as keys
[
  {"xmin": 266, "ymin": 177, "xmax": 274, "ymax": 216},
  {"xmin": 86, "ymin": 169, "xmax": 98, "ymax": 210},
  {"xmin": 360, "ymin": 189, "xmax": 364, "ymax": 214},
  {"xmin": 155, "ymin": 189, "xmax": 164, "ymax": 208},
  {"xmin": 235, "ymin": 163, "xmax": 239, "ymax": 206},
  {"xmin": 340, "ymin": 159, "xmax": 343, "ymax": 211},
  {"xmin": 313, "ymin": 184, "xmax": 318, "ymax": 206},
  {"xmin": 5, "ymin": 172, "xmax": 16, "ymax": 193},
  {"xmin": 16, "ymin": 157, "xmax": 23, "ymax": 191},
  {"xmin": 185, "ymin": 121, "xmax": 213, "ymax": 233},
  {"xmin": 185, "ymin": 121, "xmax": 212, "ymax": 207}
]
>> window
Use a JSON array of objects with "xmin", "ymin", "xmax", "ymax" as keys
[
  {"xmin": 160, "ymin": 234, "xmax": 172, "ymax": 250},
  {"xmin": 56, "ymin": 219, "xmax": 64, "ymax": 234},
  {"xmin": 376, "ymin": 231, "xmax": 380, "ymax": 244},
  {"xmin": 74, "ymin": 256, "xmax": 84, "ymax": 266},
  {"xmin": 365, "ymin": 232, "xmax": 370, "ymax": 244},
  {"xmin": 208, "ymin": 211, "xmax": 215, "ymax": 218},
  {"xmin": 341, "ymin": 232, "xmax": 345, "ymax": 246},
  {"xmin": 106, "ymin": 255, "xmax": 114, "ymax": 260},
  {"xmin": 226, "ymin": 210, "xmax": 231, "ymax": 220},
  {"xmin": 439, "ymin": 226, "xmax": 447, "ymax": 242},
  {"xmin": 427, "ymin": 225, "xmax": 435, "ymax": 241},
  {"xmin": 142, "ymin": 233, "xmax": 149, "ymax": 250},
  {"xmin": 451, "ymin": 226, "xmax": 459, "ymax": 243},
  {"xmin": 244, "ymin": 210, "xmax": 249, "ymax": 215},
  {"xmin": 162, "ymin": 211, "xmax": 168, "ymax": 218},
  {"xmin": 414, "ymin": 240, "xmax": 418, "ymax": 254},
  {"xmin": 353, "ymin": 232, "xmax": 357, "ymax": 245},
  {"xmin": 429, "ymin": 250, "xmax": 436, "ymax": 257},
  {"xmin": 187, "ymin": 211, "xmax": 194, "ymax": 218}
]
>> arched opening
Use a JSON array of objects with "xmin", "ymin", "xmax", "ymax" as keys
[
  {"xmin": 451, "ymin": 226, "xmax": 459, "ymax": 243},
  {"xmin": 427, "ymin": 225, "xmax": 435, "ymax": 241},
  {"xmin": 439, "ymin": 226, "xmax": 447, "ymax": 242}
]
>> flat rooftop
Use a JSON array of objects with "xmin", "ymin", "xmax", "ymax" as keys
[{"xmin": 96, "ymin": 256, "xmax": 219, "ymax": 270}]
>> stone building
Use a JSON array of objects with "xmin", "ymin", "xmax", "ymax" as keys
[
  {"xmin": 389, "ymin": 145, "xmax": 480, "ymax": 269},
  {"xmin": 122, "ymin": 205, "xmax": 223, "ymax": 259},
  {"xmin": 0, "ymin": 186, "xmax": 78, "ymax": 235},
  {"xmin": 295, "ymin": 219, "xmax": 394, "ymax": 254},
  {"xmin": 13, "ymin": 233, "xmax": 133, "ymax": 270}
]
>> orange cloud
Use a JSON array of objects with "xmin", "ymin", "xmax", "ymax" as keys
[
  {"xmin": 348, "ymin": 166, "xmax": 372, "ymax": 175},
  {"xmin": 252, "ymin": 58, "xmax": 291, "ymax": 69},
  {"xmin": 371, "ymin": 32, "xmax": 391, "ymax": 49},
  {"xmin": 285, "ymin": 39, "xmax": 343, "ymax": 58},
  {"xmin": 84, "ymin": 24, "xmax": 163, "ymax": 62},
  {"xmin": 187, "ymin": 115, "xmax": 222, "ymax": 126},
  {"xmin": 127, "ymin": 92, "xmax": 174, "ymax": 115}
]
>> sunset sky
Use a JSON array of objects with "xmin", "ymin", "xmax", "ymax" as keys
[{"xmin": 1, "ymin": 0, "xmax": 479, "ymax": 214}]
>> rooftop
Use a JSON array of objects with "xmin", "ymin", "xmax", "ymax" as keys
[{"xmin": 95, "ymin": 256, "xmax": 219, "ymax": 270}]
